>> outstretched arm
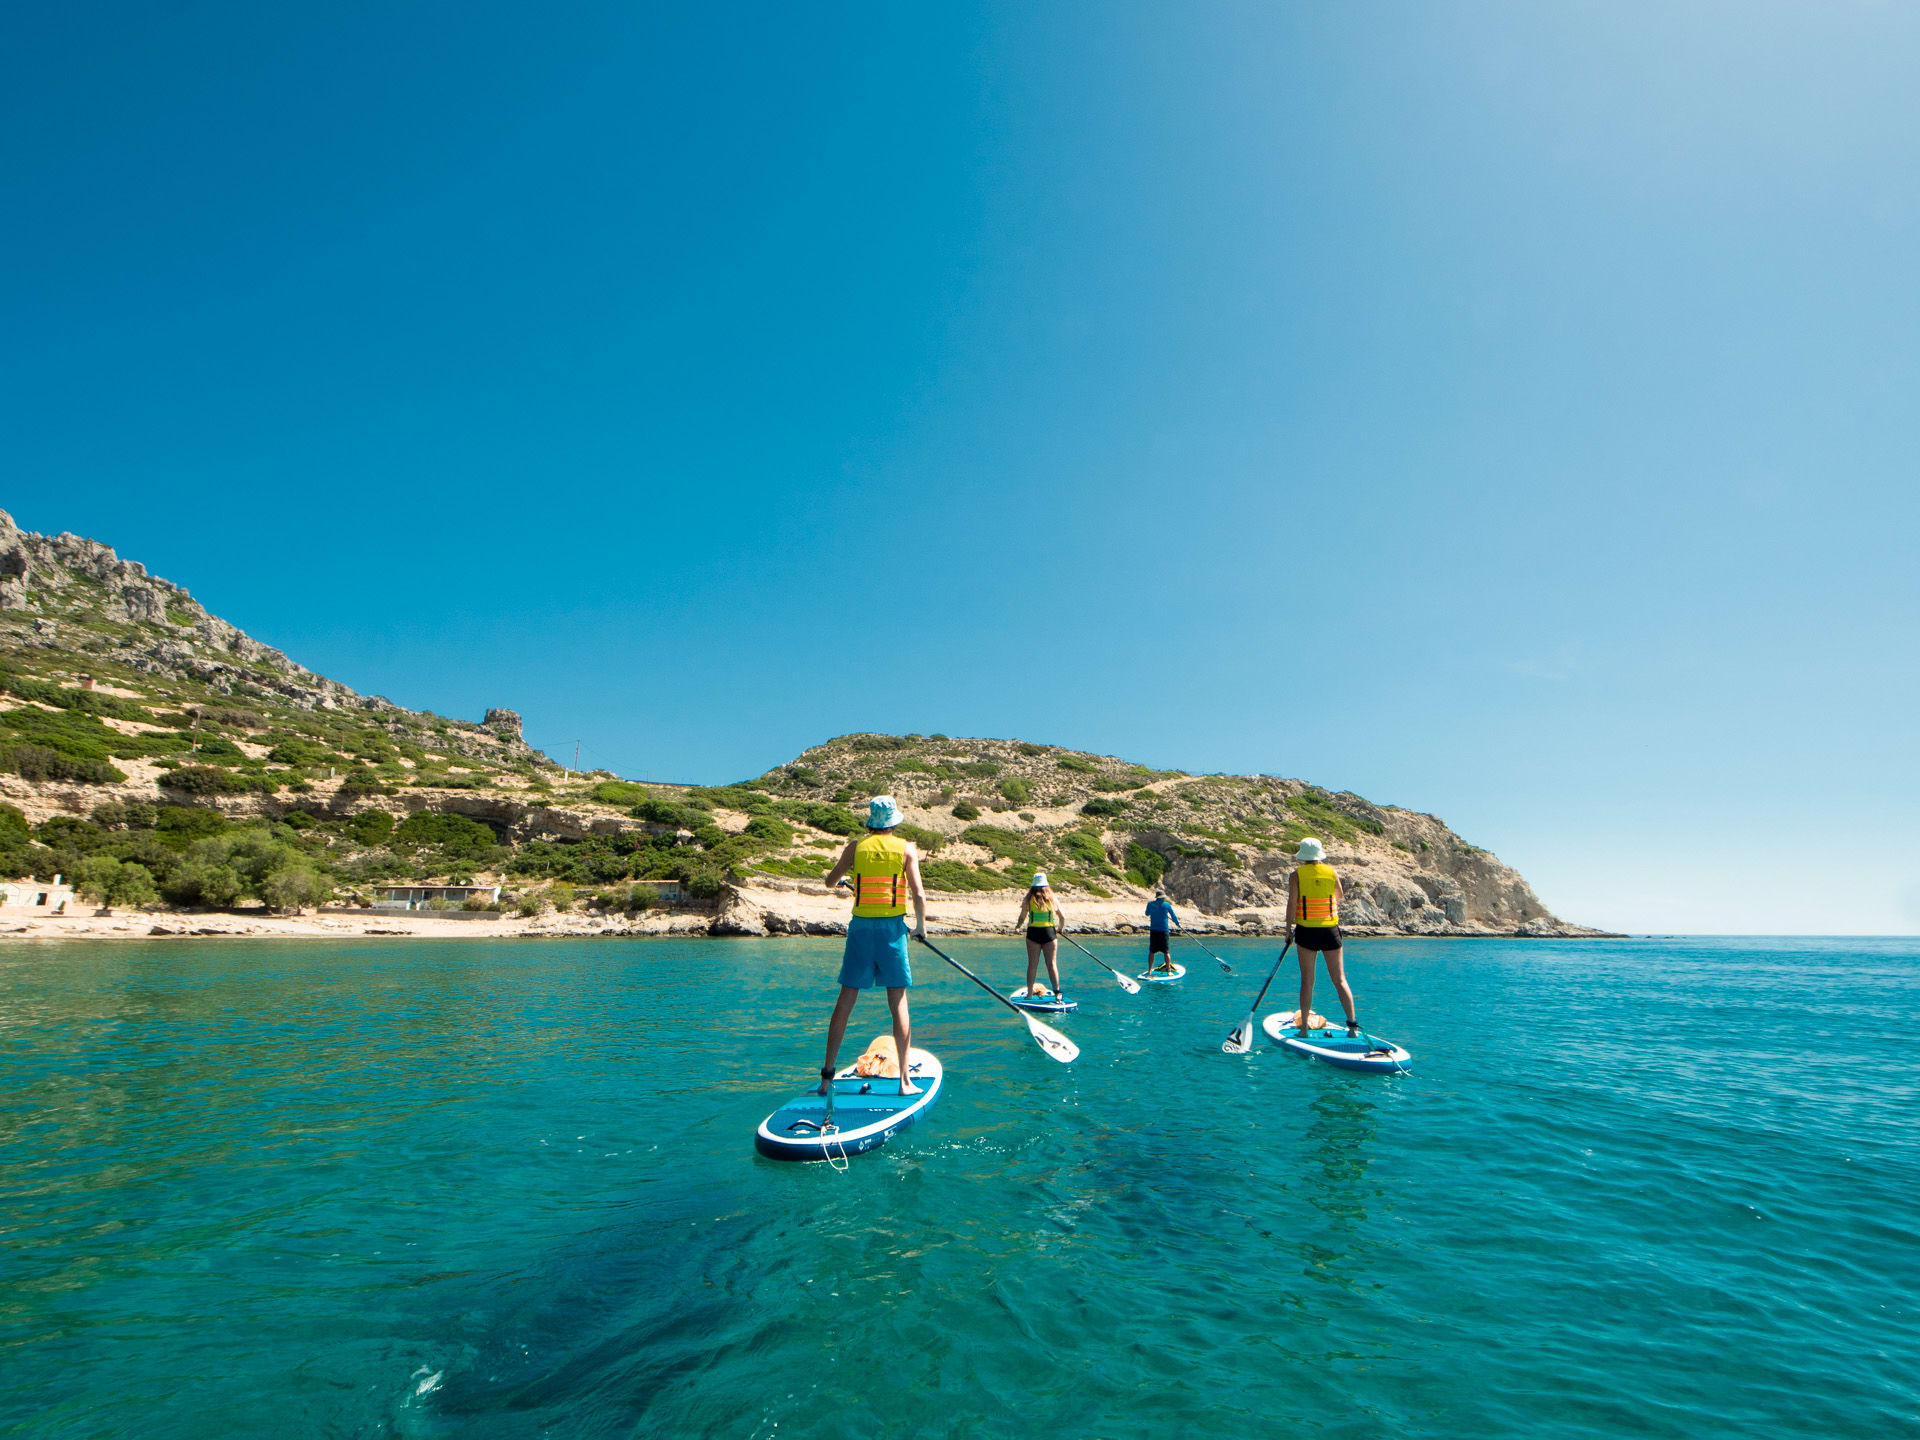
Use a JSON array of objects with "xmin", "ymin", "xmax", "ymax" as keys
[{"xmin": 823, "ymin": 836, "xmax": 860, "ymax": 888}]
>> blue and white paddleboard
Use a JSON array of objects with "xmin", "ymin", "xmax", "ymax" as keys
[
  {"xmin": 1009, "ymin": 986, "xmax": 1078, "ymax": 1013},
  {"xmin": 754, "ymin": 1048, "xmax": 943, "ymax": 1162},
  {"xmin": 1262, "ymin": 1013, "xmax": 1411, "ymax": 1073},
  {"xmin": 1138, "ymin": 963, "xmax": 1186, "ymax": 983}
]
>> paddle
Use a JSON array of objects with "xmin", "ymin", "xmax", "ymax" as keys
[
  {"xmin": 915, "ymin": 936, "xmax": 1080, "ymax": 1064},
  {"xmin": 1182, "ymin": 932, "xmax": 1234, "ymax": 974},
  {"xmin": 1061, "ymin": 932, "xmax": 1142, "ymax": 994},
  {"xmin": 1221, "ymin": 938, "xmax": 1295, "ymax": 1054}
]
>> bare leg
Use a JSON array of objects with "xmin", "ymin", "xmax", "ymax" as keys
[
  {"xmin": 1043, "ymin": 940, "xmax": 1061, "ymax": 996},
  {"xmin": 1322, "ymin": 947, "xmax": 1358, "ymax": 1030},
  {"xmin": 1296, "ymin": 945, "xmax": 1317, "ymax": 1029},
  {"xmin": 818, "ymin": 986, "xmax": 859, "ymax": 1093},
  {"xmin": 886, "ymin": 987, "xmax": 919, "ymax": 1094},
  {"xmin": 1026, "ymin": 937, "xmax": 1043, "ymax": 993}
]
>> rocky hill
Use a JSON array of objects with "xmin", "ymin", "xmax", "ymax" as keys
[{"xmin": 0, "ymin": 511, "xmax": 1595, "ymax": 937}]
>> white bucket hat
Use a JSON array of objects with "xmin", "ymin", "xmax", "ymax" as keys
[
  {"xmin": 1294, "ymin": 837, "xmax": 1325, "ymax": 862},
  {"xmin": 1031, "ymin": 872, "xmax": 1049, "ymax": 888}
]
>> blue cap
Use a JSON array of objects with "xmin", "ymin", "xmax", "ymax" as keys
[{"xmin": 867, "ymin": 795, "xmax": 903, "ymax": 830}]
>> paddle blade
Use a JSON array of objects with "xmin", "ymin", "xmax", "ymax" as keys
[
  {"xmin": 1111, "ymin": 970, "xmax": 1142, "ymax": 995},
  {"xmin": 1022, "ymin": 1013, "xmax": 1079, "ymax": 1063},
  {"xmin": 1221, "ymin": 1014, "xmax": 1255, "ymax": 1054}
]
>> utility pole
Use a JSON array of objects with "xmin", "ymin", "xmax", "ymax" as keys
[{"xmin": 574, "ymin": 740, "xmax": 581, "ymax": 777}]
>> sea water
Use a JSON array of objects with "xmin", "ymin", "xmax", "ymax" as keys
[{"xmin": 1, "ymin": 935, "xmax": 1914, "ymax": 1439}]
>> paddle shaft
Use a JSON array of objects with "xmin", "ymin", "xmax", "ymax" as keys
[
  {"xmin": 1061, "ymin": 931, "xmax": 1124, "ymax": 978},
  {"xmin": 1238, "ymin": 940, "xmax": 1295, "ymax": 1031},
  {"xmin": 1183, "ymin": 932, "xmax": 1233, "ymax": 972},
  {"xmin": 914, "ymin": 935, "xmax": 1033, "ymax": 1020}
]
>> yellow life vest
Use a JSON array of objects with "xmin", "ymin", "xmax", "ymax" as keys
[
  {"xmin": 1027, "ymin": 896, "xmax": 1055, "ymax": 927},
  {"xmin": 1296, "ymin": 861, "xmax": 1338, "ymax": 926},
  {"xmin": 850, "ymin": 833, "xmax": 910, "ymax": 918}
]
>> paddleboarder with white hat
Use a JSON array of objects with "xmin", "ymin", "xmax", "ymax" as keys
[
  {"xmin": 1288, "ymin": 837, "xmax": 1359, "ymax": 1036},
  {"xmin": 1016, "ymin": 873, "xmax": 1068, "ymax": 1001},
  {"xmin": 819, "ymin": 796, "xmax": 928, "ymax": 1094}
]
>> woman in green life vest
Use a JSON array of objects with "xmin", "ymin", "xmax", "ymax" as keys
[
  {"xmin": 1287, "ymin": 837, "xmax": 1359, "ymax": 1036},
  {"xmin": 1016, "ymin": 873, "xmax": 1067, "ymax": 999},
  {"xmin": 820, "ymin": 795, "xmax": 928, "ymax": 1095}
]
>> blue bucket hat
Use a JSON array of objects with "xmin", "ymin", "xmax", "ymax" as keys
[{"xmin": 866, "ymin": 795, "xmax": 903, "ymax": 830}]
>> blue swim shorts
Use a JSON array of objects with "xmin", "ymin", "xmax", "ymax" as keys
[{"xmin": 839, "ymin": 914, "xmax": 913, "ymax": 989}]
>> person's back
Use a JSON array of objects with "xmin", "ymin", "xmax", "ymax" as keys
[{"xmin": 1144, "ymin": 889, "xmax": 1178, "ymax": 971}]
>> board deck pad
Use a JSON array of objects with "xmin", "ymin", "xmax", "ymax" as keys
[
  {"xmin": 1138, "ymin": 963, "xmax": 1186, "ymax": 982},
  {"xmin": 1009, "ymin": 986, "xmax": 1078, "ymax": 1012},
  {"xmin": 754, "ymin": 1048, "xmax": 943, "ymax": 1161}
]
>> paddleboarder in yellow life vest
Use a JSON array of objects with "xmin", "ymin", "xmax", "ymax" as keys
[
  {"xmin": 1288, "ymin": 837, "xmax": 1360, "ymax": 1037},
  {"xmin": 820, "ymin": 795, "xmax": 928, "ymax": 1095},
  {"xmin": 1016, "ymin": 873, "xmax": 1067, "ymax": 999}
]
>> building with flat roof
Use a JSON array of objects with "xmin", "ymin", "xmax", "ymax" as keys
[
  {"xmin": 1, "ymin": 876, "xmax": 75, "ymax": 914},
  {"xmin": 371, "ymin": 883, "xmax": 502, "ymax": 912}
]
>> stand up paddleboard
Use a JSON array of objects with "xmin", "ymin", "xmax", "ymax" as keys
[
  {"xmin": 1262, "ymin": 1013, "xmax": 1411, "ymax": 1073},
  {"xmin": 1009, "ymin": 986, "xmax": 1078, "ymax": 1013},
  {"xmin": 754, "ymin": 1048, "xmax": 943, "ymax": 1162},
  {"xmin": 1138, "ymin": 963, "xmax": 1186, "ymax": 983}
]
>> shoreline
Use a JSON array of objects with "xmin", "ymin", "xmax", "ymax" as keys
[{"xmin": 0, "ymin": 882, "xmax": 1620, "ymax": 943}]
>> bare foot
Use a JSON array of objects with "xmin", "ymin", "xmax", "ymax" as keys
[{"xmin": 898, "ymin": 1078, "xmax": 921, "ymax": 1095}]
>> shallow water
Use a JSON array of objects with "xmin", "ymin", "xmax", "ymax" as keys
[{"xmin": 1, "ymin": 935, "xmax": 1915, "ymax": 1438}]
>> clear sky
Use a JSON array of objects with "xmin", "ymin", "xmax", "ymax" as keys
[{"xmin": 4, "ymin": 3, "xmax": 1916, "ymax": 934}]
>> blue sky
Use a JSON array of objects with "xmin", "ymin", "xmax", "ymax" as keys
[{"xmin": 4, "ymin": 3, "xmax": 1916, "ymax": 933}]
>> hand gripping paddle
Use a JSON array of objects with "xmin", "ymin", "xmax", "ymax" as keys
[
  {"xmin": 1222, "ymin": 939, "xmax": 1294, "ymax": 1054},
  {"xmin": 916, "ymin": 936, "xmax": 1079, "ymax": 1063}
]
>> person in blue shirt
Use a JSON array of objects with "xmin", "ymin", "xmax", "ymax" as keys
[{"xmin": 1144, "ymin": 888, "xmax": 1179, "ymax": 974}]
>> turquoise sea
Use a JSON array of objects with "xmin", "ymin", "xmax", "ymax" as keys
[{"xmin": 2, "ymin": 935, "xmax": 1915, "ymax": 1438}]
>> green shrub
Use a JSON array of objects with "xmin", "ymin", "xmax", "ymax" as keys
[
  {"xmin": 393, "ymin": 811, "xmax": 498, "ymax": 857},
  {"xmin": 347, "ymin": 810, "xmax": 395, "ymax": 846},
  {"xmin": 893, "ymin": 823, "xmax": 944, "ymax": 853},
  {"xmin": 157, "ymin": 806, "xmax": 228, "ymax": 841},
  {"xmin": 1080, "ymin": 797, "xmax": 1128, "ymax": 818},
  {"xmin": 998, "ymin": 777, "xmax": 1031, "ymax": 805},
  {"xmin": 548, "ymin": 882, "xmax": 576, "ymax": 911},
  {"xmin": 685, "ymin": 785, "xmax": 773, "ymax": 812},
  {"xmin": 1017, "ymin": 743, "xmax": 1047, "ymax": 756},
  {"xmin": 848, "ymin": 734, "xmax": 908, "ymax": 751},
  {"xmin": 1055, "ymin": 756, "xmax": 1097, "ymax": 774},
  {"xmin": 279, "ymin": 810, "xmax": 317, "ymax": 831},
  {"xmin": 0, "ymin": 804, "xmax": 29, "ymax": 846},
  {"xmin": 260, "ymin": 865, "xmax": 329, "ymax": 911},
  {"xmin": 590, "ymin": 781, "xmax": 652, "ymax": 805},
  {"xmin": 163, "ymin": 765, "xmax": 274, "ymax": 796},
  {"xmin": 892, "ymin": 758, "xmax": 935, "ymax": 774},
  {"xmin": 773, "ymin": 800, "xmax": 860, "ymax": 836},
  {"xmin": 1124, "ymin": 842, "xmax": 1167, "ymax": 887},
  {"xmin": 743, "ymin": 814, "xmax": 794, "ymax": 846},
  {"xmin": 1058, "ymin": 829, "xmax": 1110, "ymax": 871},
  {"xmin": 631, "ymin": 798, "xmax": 712, "ymax": 830},
  {"xmin": 919, "ymin": 860, "xmax": 1019, "ymax": 892},
  {"xmin": 951, "ymin": 800, "xmax": 980, "ymax": 821},
  {"xmin": 1091, "ymin": 776, "xmax": 1145, "ymax": 793},
  {"xmin": 191, "ymin": 735, "xmax": 246, "ymax": 760},
  {"xmin": 0, "ymin": 742, "xmax": 126, "ymax": 784},
  {"xmin": 514, "ymin": 891, "xmax": 546, "ymax": 917},
  {"xmin": 0, "ymin": 671, "xmax": 152, "ymax": 723}
]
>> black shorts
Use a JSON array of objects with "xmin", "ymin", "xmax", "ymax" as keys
[
  {"xmin": 1026, "ymin": 926, "xmax": 1056, "ymax": 946},
  {"xmin": 1148, "ymin": 931, "xmax": 1171, "ymax": 955},
  {"xmin": 1293, "ymin": 924, "xmax": 1342, "ymax": 952}
]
